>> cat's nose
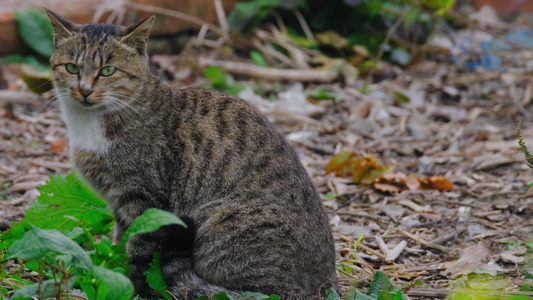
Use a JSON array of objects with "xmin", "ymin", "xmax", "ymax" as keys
[{"xmin": 79, "ymin": 88, "xmax": 93, "ymax": 99}]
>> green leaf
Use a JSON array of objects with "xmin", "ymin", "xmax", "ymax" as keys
[
  {"xmin": 14, "ymin": 9, "xmax": 54, "ymax": 58},
  {"xmin": 145, "ymin": 251, "xmax": 172, "ymax": 300},
  {"xmin": 250, "ymin": 51, "xmax": 267, "ymax": 67},
  {"xmin": 391, "ymin": 91, "xmax": 410, "ymax": 103},
  {"xmin": 367, "ymin": 271, "xmax": 392, "ymax": 298},
  {"xmin": 92, "ymin": 266, "xmax": 134, "ymax": 300},
  {"xmin": 236, "ymin": 291, "xmax": 279, "ymax": 300},
  {"xmin": 24, "ymin": 173, "xmax": 112, "ymax": 236},
  {"xmin": 11, "ymin": 276, "xmax": 76, "ymax": 300},
  {"xmin": 227, "ymin": 0, "xmax": 281, "ymax": 31},
  {"xmin": 204, "ymin": 66, "xmax": 228, "ymax": 88},
  {"xmin": 327, "ymin": 288, "xmax": 342, "ymax": 300},
  {"xmin": 508, "ymin": 295, "xmax": 533, "ymax": 300},
  {"xmin": 0, "ymin": 55, "xmax": 49, "ymax": 72},
  {"xmin": 121, "ymin": 208, "xmax": 187, "ymax": 245},
  {"xmin": 6, "ymin": 226, "xmax": 93, "ymax": 271},
  {"xmin": 355, "ymin": 291, "xmax": 375, "ymax": 300},
  {"xmin": 344, "ymin": 286, "xmax": 357, "ymax": 300},
  {"xmin": 378, "ymin": 290, "xmax": 404, "ymax": 300}
]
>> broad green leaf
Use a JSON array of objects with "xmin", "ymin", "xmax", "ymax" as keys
[
  {"xmin": 14, "ymin": 9, "xmax": 54, "ymax": 58},
  {"xmin": 24, "ymin": 173, "xmax": 112, "ymax": 236},
  {"xmin": 80, "ymin": 279, "xmax": 110, "ymax": 300},
  {"xmin": 378, "ymin": 290, "xmax": 405, "ymax": 300},
  {"xmin": 327, "ymin": 288, "xmax": 342, "ymax": 300},
  {"xmin": 344, "ymin": 286, "xmax": 357, "ymax": 300},
  {"xmin": 355, "ymin": 291, "xmax": 375, "ymax": 300},
  {"xmin": 145, "ymin": 251, "xmax": 172, "ymax": 300},
  {"xmin": 11, "ymin": 276, "xmax": 75, "ymax": 300},
  {"xmin": 6, "ymin": 226, "xmax": 93, "ymax": 271},
  {"xmin": 213, "ymin": 293, "xmax": 235, "ymax": 300},
  {"xmin": 366, "ymin": 271, "xmax": 392, "ymax": 298},
  {"xmin": 92, "ymin": 266, "xmax": 134, "ymax": 300},
  {"xmin": 121, "ymin": 208, "xmax": 186, "ymax": 245},
  {"xmin": 236, "ymin": 291, "xmax": 280, "ymax": 300}
]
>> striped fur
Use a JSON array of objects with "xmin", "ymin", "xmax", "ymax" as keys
[{"xmin": 46, "ymin": 9, "xmax": 338, "ymax": 299}]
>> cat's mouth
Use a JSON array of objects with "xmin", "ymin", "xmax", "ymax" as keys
[{"xmin": 81, "ymin": 99, "xmax": 95, "ymax": 107}]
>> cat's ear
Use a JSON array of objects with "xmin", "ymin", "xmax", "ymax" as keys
[
  {"xmin": 120, "ymin": 16, "xmax": 155, "ymax": 55},
  {"xmin": 43, "ymin": 8, "xmax": 77, "ymax": 45}
]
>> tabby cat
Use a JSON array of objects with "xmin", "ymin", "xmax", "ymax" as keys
[{"xmin": 45, "ymin": 9, "xmax": 338, "ymax": 299}]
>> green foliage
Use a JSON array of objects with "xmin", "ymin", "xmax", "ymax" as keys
[
  {"xmin": 11, "ymin": 276, "xmax": 76, "ymax": 300},
  {"xmin": 0, "ymin": 173, "xmax": 187, "ymax": 299},
  {"xmin": 306, "ymin": 86, "xmax": 344, "ymax": 101},
  {"xmin": 204, "ymin": 66, "xmax": 244, "ymax": 95},
  {"xmin": 517, "ymin": 121, "xmax": 533, "ymax": 173},
  {"xmin": 0, "ymin": 55, "xmax": 49, "ymax": 73},
  {"xmin": 145, "ymin": 252, "xmax": 173, "ymax": 300},
  {"xmin": 14, "ymin": 9, "xmax": 54, "ymax": 58},
  {"xmin": 121, "ymin": 208, "xmax": 187, "ymax": 246},
  {"xmin": 1, "ymin": 9, "xmax": 54, "ymax": 95},
  {"xmin": 196, "ymin": 291, "xmax": 280, "ymax": 300},
  {"xmin": 0, "ymin": 173, "xmax": 113, "ymax": 249},
  {"xmin": 227, "ymin": 0, "xmax": 456, "ymax": 66},
  {"xmin": 250, "ymin": 51, "xmax": 267, "ymax": 67}
]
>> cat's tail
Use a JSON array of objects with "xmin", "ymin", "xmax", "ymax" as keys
[{"xmin": 160, "ymin": 220, "xmax": 241, "ymax": 300}]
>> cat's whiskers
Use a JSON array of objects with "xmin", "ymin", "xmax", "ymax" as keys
[{"xmin": 104, "ymin": 94, "xmax": 141, "ymax": 117}]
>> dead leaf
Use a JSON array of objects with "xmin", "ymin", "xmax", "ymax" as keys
[
  {"xmin": 326, "ymin": 151, "xmax": 393, "ymax": 184},
  {"xmin": 419, "ymin": 176, "xmax": 454, "ymax": 191},
  {"xmin": 50, "ymin": 138, "xmax": 67, "ymax": 154},
  {"xmin": 374, "ymin": 173, "xmax": 453, "ymax": 192},
  {"xmin": 441, "ymin": 245, "xmax": 489, "ymax": 278}
]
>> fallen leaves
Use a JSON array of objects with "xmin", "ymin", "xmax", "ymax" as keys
[
  {"xmin": 326, "ymin": 151, "xmax": 393, "ymax": 185},
  {"xmin": 326, "ymin": 151, "xmax": 453, "ymax": 192}
]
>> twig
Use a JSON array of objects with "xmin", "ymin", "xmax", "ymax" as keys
[
  {"xmin": 429, "ymin": 226, "xmax": 466, "ymax": 245},
  {"xmin": 126, "ymin": 2, "xmax": 224, "ymax": 37},
  {"xmin": 198, "ymin": 57, "xmax": 338, "ymax": 82},
  {"xmin": 364, "ymin": 9, "xmax": 409, "ymax": 88},
  {"xmin": 335, "ymin": 186, "xmax": 371, "ymax": 211},
  {"xmin": 396, "ymin": 228, "xmax": 450, "ymax": 252},
  {"xmin": 213, "ymin": 0, "xmax": 229, "ymax": 42},
  {"xmin": 336, "ymin": 211, "xmax": 389, "ymax": 221},
  {"xmin": 292, "ymin": 9, "xmax": 313, "ymax": 40},
  {"xmin": 357, "ymin": 243, "xmax": 387, "ymax": 260}
]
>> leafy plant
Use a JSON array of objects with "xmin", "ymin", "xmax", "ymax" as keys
[
  {"xmin": 327, "ymin": 272, "xmax": 407, "ymax": 300},
  {"xmin": 0, "ymin": 9, "xmax": 54, "ymax": 94},
  {"xmin": 227, "ymin": 0, "xmax": 457, "ymax": 67},
  {"xmin": 204, "ymin": 66, "xmax": 244, "ymax": 95}
]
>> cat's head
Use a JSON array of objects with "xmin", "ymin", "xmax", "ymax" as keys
[{"xmin": 45, "ymin": 9, "xmax": 155, "ymax": 111}]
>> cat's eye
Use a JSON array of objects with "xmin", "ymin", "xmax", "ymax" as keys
[
  {"xmin": 99, "ymin": 66, "xmax": 116, "ymax": 77},
  {"xmin": 65, "ymin": 63, "xmax": 79, "ymax": 74}
]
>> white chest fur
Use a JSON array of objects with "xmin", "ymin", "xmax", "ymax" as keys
[{"xmin": 60, "ymin": 100, "xmax": 111, "ymax": 155}]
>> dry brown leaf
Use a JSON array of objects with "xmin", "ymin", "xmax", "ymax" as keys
[
  {"xmin": 325, "ymin": 151, "xmax": 393, "ymax": 184},
  {"xmin": 374, "ymin": 173, "xmax": 453, "ymax": 192},
  {"xmin": 50, "ymin": 137, "xmax": 67, "ymax": 154},
  {"xmin": 419, "ymin": 175, "xmax": 453, "ymax": 191}
]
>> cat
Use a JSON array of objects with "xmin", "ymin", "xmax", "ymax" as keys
[{"xmin": 45, "ymin": 9, "xmax": 338, "ymax": 299}]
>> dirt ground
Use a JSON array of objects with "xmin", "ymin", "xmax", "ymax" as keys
[{"xmin": 2, "ymin": 35, "xmax": 533, "ymax": 299}]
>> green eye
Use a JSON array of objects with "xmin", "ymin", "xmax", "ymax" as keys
[
  {"xmin": 99, "ymin": 66, "xmax": 116, "ymax": 77},
  {"xmin": 65, "ymin": 63, "xmax": 79, "ymax": 74}
]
